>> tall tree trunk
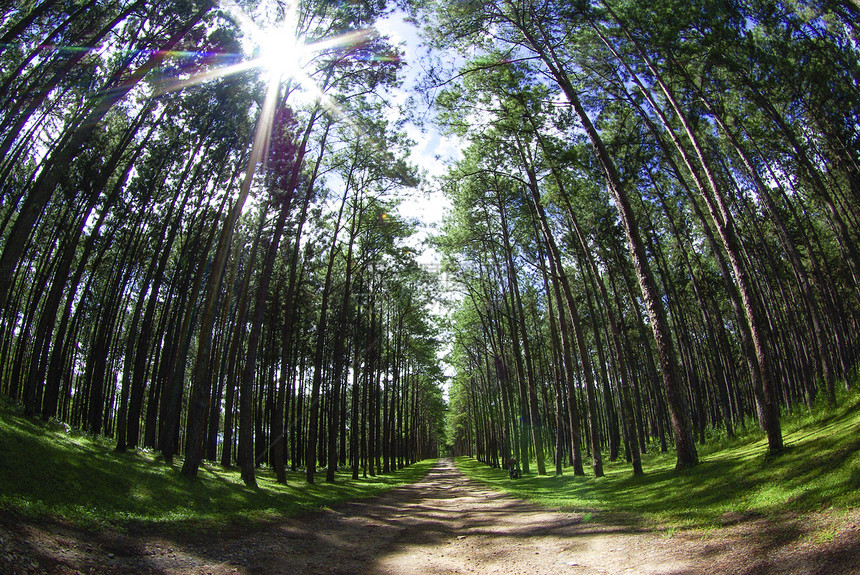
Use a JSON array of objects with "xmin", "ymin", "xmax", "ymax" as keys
[
  {"xmin": 306, "ymin": 184, "xmax": 350, "ymax": 484},
  {"xmin": 612, "ymin": 14, "xmax": 782, "ymax": 450},
  {"xmin": 519, "ymin": 139, "xmax": 602, "ymax": 476},
  {"xmin": 519, "ymin": 16, "xmax": 698, "ymax": 467},
  {"xmin": 180, "ymin": 77, "xmax": 284, "ymax": 478}
]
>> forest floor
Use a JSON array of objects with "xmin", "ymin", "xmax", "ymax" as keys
[{"xmin": 1, "ymin": 458, "xmax": 858, "ymax": 575}]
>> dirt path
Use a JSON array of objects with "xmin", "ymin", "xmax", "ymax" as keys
[{"xmin": 2, "ymin": 458, "xmax": 858, "ymax": 574}]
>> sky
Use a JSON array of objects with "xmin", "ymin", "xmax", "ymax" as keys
[{"xmin": 374, "ymin": 11, "xmax": 463, "ymax": 267}]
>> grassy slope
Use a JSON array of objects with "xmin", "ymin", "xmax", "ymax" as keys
[
  {"xmin": 0, "ymin": 407, "xmax": 434, "ymax": 532},
  {"xmin": 457, "ymin": 389, "xmax": 860, "ymax": 529}
]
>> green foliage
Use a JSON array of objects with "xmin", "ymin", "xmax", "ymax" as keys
[
  {"xmin": 0, "ymin": 408, "xmax": 433, "ymax": 532},
  {"xmin": 456, "ymin": 390, "xmax": 860, "ymax": 528}
]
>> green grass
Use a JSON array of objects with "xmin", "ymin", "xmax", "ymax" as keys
[
  {"xmin": 456, "ymin": 388, "xmax": 860, "ymax": 529},
  {"xmin": 0, "ymin": 407, "xmax": 434, "ymax": 533}
]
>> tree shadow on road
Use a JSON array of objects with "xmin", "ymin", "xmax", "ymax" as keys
[{"xmin": 3, "ymin": 459, "xmax": 858, "ymax": 574}]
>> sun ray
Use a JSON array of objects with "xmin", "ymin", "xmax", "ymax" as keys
[
  {"xmin": 303, "ymin": 29, "xmax": 376, "ymax": 56},
  {"xmin": 152, "ymin": 58, "xmax": 259, "ymax": 96}
]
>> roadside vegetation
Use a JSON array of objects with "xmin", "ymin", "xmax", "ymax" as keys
[
  {"xmin": 0, "ymin": 401, "xmax": 434, "ymax": 533},
  {"xmin": 456, "ymin": 387, "xmax": 860, "ymax": 529}
]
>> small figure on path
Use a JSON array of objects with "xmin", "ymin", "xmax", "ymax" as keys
[{"xmin": 508, "ymin": 458, "xmax": 520, "ymax": 479}]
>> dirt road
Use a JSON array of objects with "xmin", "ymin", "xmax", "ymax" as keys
[{"xmin": 2, "ymin": 458, "xmax": 858, "ymax": 574}]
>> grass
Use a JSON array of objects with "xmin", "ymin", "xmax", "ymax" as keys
[
  {"xmin": 456, "ymin": 387, "xmax": 860, "ymax": 530},
  {"xmin": 0, "ymin": 406, "xmax": 434, "ymax": 533}
]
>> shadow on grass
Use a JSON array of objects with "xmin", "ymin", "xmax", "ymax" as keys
[
  {"xmin": 0, "ymin": 409, "xmax": 434, "ymax": 533},
  {"xmin": 454, "ymin": 397, "xmax": 860, "ymax": 530}
]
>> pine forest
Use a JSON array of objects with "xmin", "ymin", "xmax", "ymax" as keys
[{"xmin": 0, "ymin": 2, "xmax": 858, "ymax": 570}]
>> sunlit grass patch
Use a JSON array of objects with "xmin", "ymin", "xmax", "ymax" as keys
[
  {"xmin": 0, "ymin": 407, "xmax": 433, "ymax": 532},
  {"xmin": 456, "ymin": 387, "xmax": 860, "ymax": 529}
]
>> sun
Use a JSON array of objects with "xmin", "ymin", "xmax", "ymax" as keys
[
  {"xmin": 212, "ymin": 0, "xmax": 377, "ymax": 95},
  {"xmin": 257, "ymin": 25, "xmax": 308, "ymax": 82},
  {"xmin": 216, "ymin": 0, "xmax": 309, "ymax": 85}
]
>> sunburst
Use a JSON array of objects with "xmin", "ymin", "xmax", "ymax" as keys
[
  {"xmin": 149, "ymin": 1, "xmax": 381, "ymax": 209},
  {"xmin": 146, "ymin": 0, "xmax": 414, "ymax": 205}
]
